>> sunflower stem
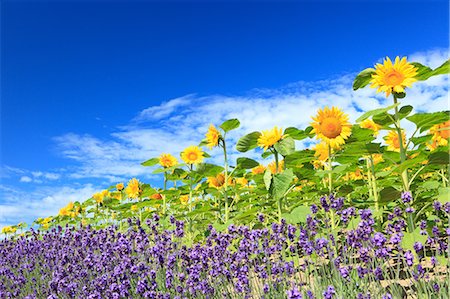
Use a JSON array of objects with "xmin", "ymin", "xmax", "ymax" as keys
[
  {"xmin": 392, "ymin": 94, "xmax": 410, "ymax": 192},
  {"xmin": 327, "ymin": 144, "xmax": 335, "ymax": 230},
  {"xmin": 163, "ymin": 172, "xmax": 167, "ymax": 216},
  {"xmin": 274, "ymin": 150, "xmax": 283, "ymax": 223},
  {"xmin": 188, "ymin": 164, "xmax": 193, "ymax": 235},
  {"xmin": 222, "ymin": 137, "xmax": 230, "ymax": 224},
  {"xmin": 393, "ymin": 93, "xmax": 414, "ymax": 233}
]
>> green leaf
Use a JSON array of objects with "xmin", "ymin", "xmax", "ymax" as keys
[
  {"xmin": 406, "ymin": 111, "xmax": 449, "ymax": 133},
  {"xmin": 411, "ymin": 62, "xmax": 433, "ymax": 81},
  {"xmin": 398, "ymin": 105, "xmax": 413, "ymax": 119},
  {"xmin": 152, "ymin": 164, "xmax": 181, "ymax": 174},
  {"xmin": 195, "ymin": 163, "xmax": 224, "ymax": 177},
  {"xmin": 274, "ymin": 137, "xmax": 295, "ymax": 156},
  {"xmin": 437, "ymin": 187, "xmax": 450, "ymax": 204},
  {"xmin": 355, "ymin": 103, "xmax": 400, "ymax": 123},
  {"xmin": 263, "ymin": 170, "xmax": 272, "ymax": 191},
  {"xmin": 220, "ymin": 119, "xmax": 240, "ymax": 132},
  {"xmin": 430, "ymin": 59, "xmax": 449, "ymax": 77},
  {"xmin": 289, "ymin": 205, "xmax": 311, "ymax": 223},
  {"xmin": 261, "ymin": 151, "xmax": 273, "ymax": 159},
  {"xmin": 236, "ymin": 157, "xmax": 260, "ymax": 169},
  {"xmin": 270, "ymin": 169, "xmax": 294, "ymax": 200},
  {"xmin": 401, "ymin": 228, "xmax": 427, "ymax": 252},
  {"xmin": 412, "ymin": 60, "xmax": 450, "ymax": 81},
  {"xmin": 236, "ymin": 131, "xmax": 261, "ymax": 152},
  {"xmin": 353, "ymin": 68, "xmax": 375, "ymax": 91},
  {"xmin": 284, "ymin": 127, "xmax": 309, "ymax": 140},
  {"xmin": 284, "ymin": 150, "xmax": 315, "ymax": 168},
  {"xmin": 428, "ymin": 151, "xmax": 450, "ymax": 165},
  {"xmin": 141, "ymin": 158, "xmax": 159, "ymax": 167},
  {"xmin": 379, "ymin": 186, "xmax": 401, "ymax": 203},
  {"xmin": 421, "ymin": 180, "xmax": 440, "ymax": 190}
]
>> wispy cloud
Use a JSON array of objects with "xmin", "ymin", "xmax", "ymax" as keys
[
  {"xmin": 0, "ymin": 48, "xmax": 448, "ymax": 230},
  {"xmin": 54, "ymin": 49, "xmax": 449, "ymax": 182},
  {"xmin": 0, "ymin": 184, "xmax": 98, "ymax": 227}
]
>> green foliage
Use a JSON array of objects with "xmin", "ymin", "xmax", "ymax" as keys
[
  {"xmin": 236, "ymin": 131, "xmax": 261, "ymax": 152},
  {"xmin": 352, "ymin": 68, "xmax": 375, "ymax": 90},
  {"xmin": 220, "ymin": 118, "xmax": 240, "ymax": 132}
]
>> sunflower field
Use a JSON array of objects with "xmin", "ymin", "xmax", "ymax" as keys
[{"xmin": 1, "ymin": 57, "xmax": 450, "ymax": 299}]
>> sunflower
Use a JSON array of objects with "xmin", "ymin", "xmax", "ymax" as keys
[
  {"xmin": 205, "ymin": 124, "xmax": 221, "ymax": 149},
  {"xmin": 385, "ymin": 130, "xmax": 406, "ymax": 152},
  {"xmin": 311, "ymin": 107, "xmax": 352, "ymax": 148},
  {"xmin": 125, "ymin": 178, "xmax": 141, "ymax": 199},
  {"xmin": 430, "ymin": 120, "xmax": 450, "ymax": 147},
  {"xmin": 131, "ymin": 204, "xmax": 138, "ymax": 212},
  {"xmin": 180, "ymin": 195, "xmax": 189, "ymax": 205},
  {"xmin": 312, "ymin": 141, "xmax": 340, "ymax": 161},
  {"xmin": 159, "ymin": 153, "xmax": 178, "ymax": 168},
  {"xmin": 359, "ymin": 119, "xmax": 381, "ymax": 136},
  {"xmin": 181, "ymin": 146, "xmax": 204, "ymax": 165},
  {"xmin": 257, "ymin": 126, "xmax": 284, "ymax": 151},
  {"xmin": 370, "ymin": 56, "xmax": 418, "ymax": 97},
  {"xmin": 234, "ymin": 177, "xmax": 248, "ymax": 186},
  {"xmin": 1, "ymin": 226, "xmax": 16, "ymax": 234},
  {"xmin": 92, "ymin": 192, "xmax": 104, "ymax": 204},
  {"xmin": 251, "ymin": 164, "xmax": 265, "ymax": 175},
  {"xmin": 426, "ymin": 140, "xmax": 439, "ymax": 151},
  {"xmin": 150, "ymin": 193, "xmax": 163, "ymax": 200},
  {"xmin": 59, "ymin": 207, "xmax": 70, "ymax": 216},
  {"xmin": 268, "ymin": 160, "xmax": 284, "ymax": 174},
  {"xmin": 207, "ymin": 173, "xmax": 227, "ymax": 189},
  {"xmin": 116, "ymin": 182, "xmax": 124, "ymax": 191},
  {"xmin": 349, "ymin": 168, "xmax": 364, "ymax": 180},
  {"xmin": 371, "ymin": 153, "xmax": 384, "ymax": 165}
]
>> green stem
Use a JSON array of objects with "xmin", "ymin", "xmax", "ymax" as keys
[
  {"xmin": 392, "ymin": 94, "xmax": 410, "ymax": 192},
  {"xmin": 368, "ymin": 155, "xmax": 380, "ymax": 215},
  {"xmin": 274, "ymin": 150, "xmax": 282, "ymax": 222},
  {"xmin": 327, "ymin": 144, "xmax": 335, "ymax": 229},
  {"xmin": 188, "ymin": 164, "xmax": 193, "ymax": 235},
  {"xmin": 327, "ymin": 144, "xmax": 333, "ymax": 194},
  {"xmin": 222, "ymin": 138, "xmax": 229, "ymax": 224},
  {"xmin": 163, "ymin": 172, "xmax": 167, "ymax": 216}
]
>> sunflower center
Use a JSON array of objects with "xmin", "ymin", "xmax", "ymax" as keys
[
  {"xmin": 385, "ymin": 70, "xmax": 405, "ymax": 86},
  {"xmin": 320, "ymin": 117, "xmax": 342, "ymax": 139},
  {"xmin": 392, "ymin": 136, "xmax": 400, "ymax": 148},
  {"xmin": 438, "ymin": 122, "xmax": 450, "ymax": 139},
  {"xmin": 188, "ymin": 152, "xmax": 198, "ymax": 161}
]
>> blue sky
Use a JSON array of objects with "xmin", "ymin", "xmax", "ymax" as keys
[{"xmin": 1, "ymin": 0, "xmax": 449, "ymax": 228}]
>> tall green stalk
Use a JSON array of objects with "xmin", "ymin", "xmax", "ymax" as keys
[
  {"xmin": 392, "ymin": 93, "xmax": 414, "ymax": 232},
  {"xmin": 222, "ymin": 137, "xmax": 230, "ymax": 224},
  {"xmin": 274, "ymin": 150, "xmax": 283, "ymax": 223},
  {"xmin": 327, "ymin": 144, "xmax": 336, "ymax": 229},
  {"xmin": 392, "ymin": 94, "xmax": 410, "ymax": 192},
  {"xmin": 163, "ymin": 172, "xmax": 167, "ymax": 215}
]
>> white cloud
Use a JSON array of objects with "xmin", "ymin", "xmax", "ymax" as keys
[
  {"xmin": 1, "ymin": 48, "xmax": 448, "ymax": 230},
  {"xmin": 19, "ymin": 176, "xmax": 32, "ymax": 183},
  {"xmin": 53, "ymin": 49, "xmax": 449, "ymax": 180},
  {"xmin": 0, "ymin": 184, "xmax": 98, "ymax": 230}
]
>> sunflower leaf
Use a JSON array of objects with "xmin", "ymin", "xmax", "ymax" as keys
[
  {"xmin": 220, "ymin": 119, "xmax": 240, "ymax": 132},
  {"xmin": 353, "ymin": 68, "xmax": 375, "ymax": 90},
  {"xmin": 274, "ymin": 137, "xmax": 295, "ymax": 156},
  {"xmin": 406, "ymin": 111, "xmax": 449, "ymax": 133},
  {"xmin": 411, "ymin": 62, "xmax": 433, "ymax": 81},
  {"xmin": 355, "ymin": 103, "xmax": 400, "ymax": 123},
  {"xmin": 141, "ymin": 158, "xmax": 159, "ymax": 167},
  {"xmin": 269, "ymin": 169, "xmax": 294, "ymax": 200},
  {"xmin": 236, "ymin": 157, "xmax": 260, "ymax": 169},
  {"xmin": 284, "ymin": 127, "xmax": 309, "ymax": 140},
  {"xmin": 412, "ymin": 59, "xmax": 450, "ymax": 81},
  {"xmin": 236, "ymin": 131, "xmax": 261, "ymax": 152}
]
